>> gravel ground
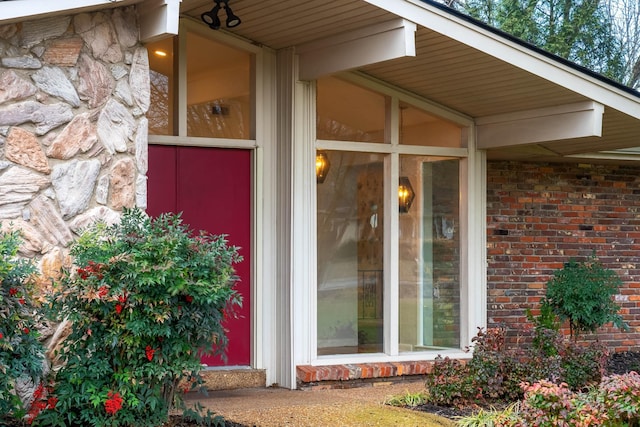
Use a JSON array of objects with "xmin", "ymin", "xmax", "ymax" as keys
[{"xmin": 187, "ymin": 381, "xmax": 455, "ymax": 427}]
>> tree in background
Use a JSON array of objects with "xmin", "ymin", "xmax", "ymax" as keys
[
  {"xmin": 605, "ymin": 0, "xmax": 640, "ymax": 88},
  {"xmin": 434, "ymin": 0, "xmax": 638, "ymax": 89}
]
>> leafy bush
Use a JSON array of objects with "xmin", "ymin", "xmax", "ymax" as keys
[
  {"xmin": 37, "ymin": 209, "xmax": 242, "ymax": 427},
  {"xmin": 424, "ymin": 356, "xmax": 476, "ymax": 406},
  {"xmin": 545, "ymin": 256, "xmax": 627, "ymax": 338},
  {"xmin": 560, "ymin": 339, "xmax": 608, "ymax": 391},
  {"xmin": 0, "ymin": 230, "xmax": 45, "ymax": 423},
  {"xmin": 597, "ymin": 371, "xmax": 640, "ymax": 424},
  {"xmin": 424, "ymin": 326, "xmax": 607, "ymax": 407},
  {"xmin": 526, "ymin": 300, "xmax": 561, "ymax": 357},
  {"xmin": 474, "ymin": 373, "xmax": 640, "ymax": 426}
]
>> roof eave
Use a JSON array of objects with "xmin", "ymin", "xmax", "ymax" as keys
[
  {"xmin": 0, "ymin": 0, "xmax": 143, "ymax": 25},
  {"xmin": 364, "ymin": 0, "xmax": 640, "ymax": 119}
]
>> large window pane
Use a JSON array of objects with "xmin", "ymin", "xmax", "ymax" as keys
[
  {"xmin": 400, "ymin": 102, "xmax": 465, "ymax": 148},
  {"xmin": 317, "ymin": 151, "xmax": 385, "ymax": 355},
  {"xmin": 186, "ymin": 32, "xmax": 252, "ymax": 138},
  {"xmin": 148, "ymin": 37, "xmax": 175, "ymax": 136},
  {"xmin": 317, "ymin": 77, "xmax": 387, "ymax": 143},
  {"xmin": 399, "ymin": 156, "xmax": 460, "ymax": 351}
]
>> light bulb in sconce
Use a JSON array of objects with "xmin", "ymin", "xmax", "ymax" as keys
[
  {"xmin": 398, "ymin": 176, "xmax": 415, "ymax": 213},
  {"xmin": 316, "ymin": 151, "xmax": 330, "ymax": 183}
]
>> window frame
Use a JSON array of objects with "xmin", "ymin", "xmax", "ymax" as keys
[{"xmin": 310, "ymin": 72, "xmax": 485, "ymax": 365}]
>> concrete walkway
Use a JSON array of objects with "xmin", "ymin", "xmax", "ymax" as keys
[{"xmin": 187, "ymin": 381, "xmax": 456, "ymax": 426}]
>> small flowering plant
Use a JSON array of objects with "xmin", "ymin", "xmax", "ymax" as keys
[
  {"xmin": 0, "ymin": 230, "xmax": 45, "ymax": 422},
  {"xmin": 38, "ymin": 209, "xmax": 241, "ymax": 427}
]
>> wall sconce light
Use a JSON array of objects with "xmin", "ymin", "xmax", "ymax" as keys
[
  {"xmin": 398, "ymin": 176, "xmax": 415, "ymax": 213},
  {"xmin": 201, "ymin": 0, "xmax": 242, "ymax": 30},
  {"xmin": 316, "ymin": 151, "xmax": 330, "ymax": 183}
]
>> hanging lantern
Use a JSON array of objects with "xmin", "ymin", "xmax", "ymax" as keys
[
  {"xmin": 316, "ymin": 151, "xmax": 330, "ymax": 183},
  {"xmin": 398, "ymin": 176, "xmax": 415, "ymax": 213}
]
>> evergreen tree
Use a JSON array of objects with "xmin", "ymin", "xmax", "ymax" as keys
[{"xmin": 434, "ymin": 0, "xmax": 633, "ymax": 87}]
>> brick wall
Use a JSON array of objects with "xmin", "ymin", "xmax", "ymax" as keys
[{"xmin": 487, "ymin": 161, "xmax": 640, "ymax": 352}]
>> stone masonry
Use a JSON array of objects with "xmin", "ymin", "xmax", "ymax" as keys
[
  {"xmin": 0, "ymin": 7, "xmax": 147, "ymax": 296},
  {"xmin": 487, "ymin": 161, "xmax": 640, "ymax": 352}
]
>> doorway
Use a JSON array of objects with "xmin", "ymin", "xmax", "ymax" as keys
[{"xmin": 147, "ymin": 144, "xmax": 252, "ymax": 366}]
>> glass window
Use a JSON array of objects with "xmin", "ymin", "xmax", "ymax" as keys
[
  {"xmin": 400, "ymin": 102, "xmax": 465, "ymax": 148},
  {"xmin": 317, "ymin": 151, "xmax": 385, "ymax": 355},
  {"xmin": 148, "ymin": 37, "xmax": 175, "ymax": 136},
  {"xmin": 316, "ymin": 78, "xmax": 469, "ymax": 358},
  {"xmin": 317, "ymin": 77, "xmax": 387, "ymax": 143},
  {"xmin": 398, "ymin": 156, "xmax": 460, "ymax": 351},
  {"xmin": 186, "ymin": 31, "xmax": 252, "ymax": 139}
]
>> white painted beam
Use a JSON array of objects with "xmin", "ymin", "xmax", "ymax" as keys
[
  {"xmin": 0, "ymin": 0, "xmax": 140, "ymax": 24},
  {"xmin": 138, "ymin": 0, "xmax": 181, "ymax": 43},
  {"xmin": 297, "ymin": 19, "xmax": 417, "ymax": 81},
  {"xmin": 476, "ymin": 101, "xmax": 604, "ymax": 149}
]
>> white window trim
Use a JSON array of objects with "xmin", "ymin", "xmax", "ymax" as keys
[{"xmin": 304, "ymin": 72, "xmax": 486, "ymax": 367}]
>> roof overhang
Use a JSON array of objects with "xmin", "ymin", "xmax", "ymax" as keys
[
  {"xmin": 0, "ymin": 0, "xmax": 181, "ymax": 43},
  {"xmin": 3, "ymin": 0, "xmax": 639, "ymax": 162},
  {"xmin": 176, "ymin": 0, "xmax": 640, "ymax": 162},
  {"xmin": 0, "ymin": 0, "xmax": 141, "ymax": 24}
]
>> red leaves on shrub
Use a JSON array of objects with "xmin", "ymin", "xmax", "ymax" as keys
[
  {"xmin": 185, "ymin": 295, "xmax": 193, "ymax": 303},
  {"xmin": 115, "ymin": 304, "xmax": 123, "ymax": 314},
  {"xmin": 98, "ymin": 286, "xmax": 108, "ymax": 298},
  {"xmin": 8, "ymin": 288, "xmax": 18, "ymax": 296}
]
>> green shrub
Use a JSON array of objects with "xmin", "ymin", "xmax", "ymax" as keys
[
  {"xmin": 0, "ymin": 230, "xmax": 45, "ymax": 423},
  {"xmin": 424, "ymin": 356, "xmax": 476, "ymax": 406},
  {"xmin": 545, "ymin": 256, "xmax": 627, "ymax": 338},
  {"xmin": 560, "ymin": 340, "xmax": 608, "ymax": 390},
  {"xmin": 526, "ymin": 300, "xmax": 561, "ymax": 357},
  {"xmin": 425, "ymin": 326, "xmax": 607, "ymax": 407},
  {"xmin": 37, "ymin": 209, "xmax": 241, "ymax": 427}
]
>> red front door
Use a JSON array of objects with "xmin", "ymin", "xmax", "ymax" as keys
[{"xmin": 147, "ymin": 145, "xmax": 252, "ymax": 366}]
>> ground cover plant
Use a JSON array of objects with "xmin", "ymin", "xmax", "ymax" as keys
[{"xmin": 27, "ymin": 208, "xmax": 243, "ymax": 427}]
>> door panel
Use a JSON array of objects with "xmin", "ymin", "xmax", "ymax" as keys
[{"xmin": 147, "ymin": 145, "xmax": 252, "ymax": 366}]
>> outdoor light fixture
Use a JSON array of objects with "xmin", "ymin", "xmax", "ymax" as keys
[
  {"xmin": 201, "ymin": 0, "xmax": 241, "ymax": 30},
  {"xmin": 316, "ymin": 151, "xmax": 330, "ymax": 183},
  {"xmin": 398, "ymin": 176, "xmax": 415, "ymax": 213}
]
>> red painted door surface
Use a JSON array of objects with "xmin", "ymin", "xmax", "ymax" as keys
[{"xmin": 147, "ymin": 145, "xmax": 251, "ymax": 366}]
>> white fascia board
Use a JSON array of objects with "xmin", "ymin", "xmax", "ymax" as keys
[
  {"xmin": 363, "ymin": 0, "xmax": 640, "ymax": 119},
  {"xmin": 138, "ymin": 0, "xmax": 181, "ymax": 43},
  {"xmin": 0, "ymin": 0, "xmax": 140, "ymax": 24},
  {"xmin": 297, "ymin": 19, "xmax": 416, "ymax": 81},
  {"xmin": 476, "ymin": 101, "xmax": 604, "ymax": 148}
]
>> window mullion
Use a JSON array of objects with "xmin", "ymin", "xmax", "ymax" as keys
[
  {"xmin": 386, "ymin": 97, "xmax": 400, "ymax": 356},
  {"xmin": 177, "ymin": 25, "xmax": 187, "ymax": 137}
]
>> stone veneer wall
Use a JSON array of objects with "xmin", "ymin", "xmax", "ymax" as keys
[
  {"xmin": 487, "ymin": 161, "xmax": 640, "ymax": 352},
  {"xmin": 0, "ymin": 7, "xmax": 148, "ymax": 297}
]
